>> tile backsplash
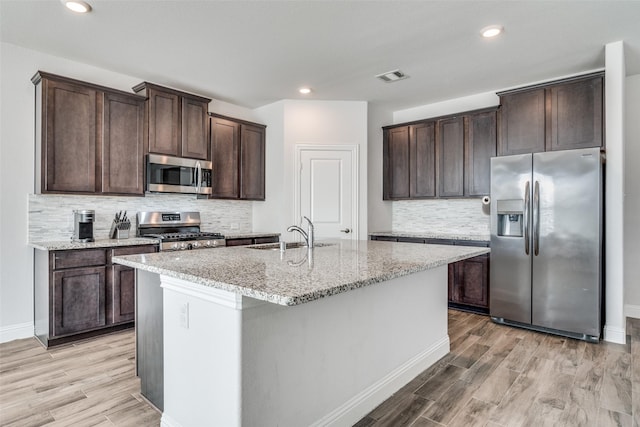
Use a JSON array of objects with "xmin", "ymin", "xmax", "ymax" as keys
[
  {"xmin": 29, "ymin": 193, "xmax": 252, "ymax": 242},
  {"xmin": 392, "ymin": 199, "xmax": 490, "ymax": 236}
]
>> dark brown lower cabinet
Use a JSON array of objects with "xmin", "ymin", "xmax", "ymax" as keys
[
  {"xmin": 52, "ymin": 266, "xmax": 106, "ymax": 336},
  {"xmin": 369, "ymin": 235, "xmax": 490, "ymax": 313},
  {"xmin": 448, "ymin": 254, "xmax": 489, "ymax": 311},
  {"xmin": 225, "ymin": 236, "xmax": 279, "ymax": 247},
  {"xmin": 35, "ymin": 244, "xmax": 157, "ymax": 347},
  {"xmin": 108, "ymin": 264, "xmax": 136, "ymax": 324}
]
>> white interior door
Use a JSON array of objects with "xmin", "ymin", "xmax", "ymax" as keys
[{"xmin": 296, "ymin": 145, "xmax": 358, "ymax": 240}]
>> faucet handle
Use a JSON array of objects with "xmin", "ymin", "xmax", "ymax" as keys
[{"xmin": 303, "ymin": 216, "xmax": 313, "ymax": 227}]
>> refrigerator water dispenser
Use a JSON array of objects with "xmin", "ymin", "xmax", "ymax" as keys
[{"xmin": 496, "ymin": 199, "xmax": 523, "ymax": 237}]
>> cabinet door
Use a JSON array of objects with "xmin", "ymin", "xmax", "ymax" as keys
[
  {"xmin": 383, "ymin": 126, "xmax": 410, "ymax": 199},
  {"xmin": 498, "ymin": 88, "xmax": 546, "ymax": 155},
  {"xmin": 102, "ymin": 92, "xmax": 145, "ymax": 195},
  {"xmin": 108, "ymin": 264, "xmax": 136, "ymax": 324},
  {"xmin": 437, "ymin": 117, "xmax": 464, "ymax": 197},
  {"xmin": 52, "ymin": 266, "xmax": 106, "ymax": 336},
  {"xmin": 181, "ymin": 97, "xmax": 209, "ymax": 160},
  {"xmin": 147, "ymin": 87, "xmax": 180, "ymax": 157},
  {"xmin": 240, "ymin": 124, "xmax": 266, "ymax": 200},
  {"xmin": 465, "ymin": 110, "xmax": 497, "ymax": 196},
  {"xmin": 410, "ymin": 122, "xmax": 436, "ymax": 198},
  {"xmin": 43, "ymin": 79, "xmax": 97, "ymax": 193},
  {"xmin": 547, "ymin": 76, "xmax": 603, "ymax": 151},
  {"xmin": 451, "ymin": 254, "xmax": 489, "ymax": 308},
  {"xmin": 210, "ymin": 117, "xmax": 240, "ymax": 198}
]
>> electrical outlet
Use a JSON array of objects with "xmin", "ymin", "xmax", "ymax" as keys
[{"xmin": 180, "ymin": 303, "xmax": 189, "ymax": 329}]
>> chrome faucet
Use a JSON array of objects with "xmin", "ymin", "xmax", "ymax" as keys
[{"xmin": 287, "ymin": 216, "xmax": 314, "ymax": 248}]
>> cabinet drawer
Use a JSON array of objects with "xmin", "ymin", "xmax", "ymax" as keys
[
  {"xmin": 53, "ymin": 249, "xmax": 106, "ymax": 270},
  {"xmin": 111, "ymin": 245, "xmax": 158, "ymax": 257},
  {"xmin": 454, "ymin": 240, "xmax": 490, "ymax": 248},
  {"xmin": 254, "ymin": 236, "xmax": 279, "ymax": 244},
  {"xmin": 225, "ymin": 238, "xmax": 254, "ymax": 247}
]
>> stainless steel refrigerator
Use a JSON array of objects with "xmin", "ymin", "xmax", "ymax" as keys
[{"xmin": 489, "ymin": 147, "xmax": 604, "ymax": 342}]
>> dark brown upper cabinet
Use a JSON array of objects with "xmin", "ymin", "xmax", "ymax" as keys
[
  {"xmin": 498, "ymin": 72, "xmax": 604, "ymax": 156},
  {"xmin": 102, "ymin": 92, "xmax": 145, "ymax": 195},
  {"xmin": 210, "ymin": 114, "xmax": 266, "ymax": 201},
  {"xmin": 383, "ymin": 107, "xmax": 496, "ymax": 200},
  {"xmin": 240, "ymin": 123, "xmax": 266, "ymax": 200},
  {"xmin": 383, "ymin": 123, "xmax": 436, "ymax": 200},
  {"xmin": 465, "ymin": 110, "xmax": 497, "ymax": 196},
  {"xmin": 132, "ymin": 82, "xmax": 211, "ymax": 160},
  {"xmin": 498, "ymin": 87, "xmax": 546, "ymax": 156},
  {"xmin": 32, "ymin": 71, "xmax": 146, "ymax": 196},
  {"xmin": 547, "ymin": 75, "xmax": 603, "ymax": 151},
  {"xmin": 437, "ymin": 117, "xmax": 464, "ymax": 198}
]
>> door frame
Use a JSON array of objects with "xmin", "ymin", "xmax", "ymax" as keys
[{"xmin": 293, "ymin": 144, "xmax": 360, "ymax": 240}]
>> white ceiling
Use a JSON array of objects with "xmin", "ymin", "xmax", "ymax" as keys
[{"xmin": 2, "ymin": 0, "xmax": 640, "ymax": 111}]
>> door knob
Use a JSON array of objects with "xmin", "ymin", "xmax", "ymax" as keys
[{"xmin": 340, "ymin": 228, "xmax": 351, "ymax": 234}]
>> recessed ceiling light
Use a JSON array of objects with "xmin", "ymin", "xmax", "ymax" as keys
[
  {"xmin": 375, "ymin": 69, "xmax": 409, "ymax": 83},
  {"xmin": 299, "ymin": 87, "xmax": 312, "ymax": 95},
  {"xmin": 481, "ymin": 25, "xmax": 503, "ymax": 38},
  {"xmin": 61, "ymin": 0, "xmax": 92, "ymax": 13}
]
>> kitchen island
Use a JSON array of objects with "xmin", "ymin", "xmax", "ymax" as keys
[{"xmin": 113, "ymin": 239, "xmax": 489, "ymax": 427}]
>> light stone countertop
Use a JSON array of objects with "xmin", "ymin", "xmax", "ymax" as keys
[
  {"xmin": 113, "ymin": 239, "xmax": 489, "ymax": 306},
  {"xmin": 29, "ymin": 237, "xmax": 160, "ymax": 251},
  {"xmin": 370, "ymin": 231, "xmax": 490, "ymax": 242}
]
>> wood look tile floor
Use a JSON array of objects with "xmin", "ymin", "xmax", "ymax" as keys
[{"xmin": 1, "ymin": 312, "xmax": 639, "ymax": 426}]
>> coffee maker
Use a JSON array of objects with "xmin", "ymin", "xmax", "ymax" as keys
[{"xmin": 73, "ymin": 210, "xmax": 95, "ymax": 243}]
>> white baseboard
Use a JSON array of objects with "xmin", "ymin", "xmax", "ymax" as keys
[
  {"xmin": 0, "ymin": 322, "xmax": 33, "ymax": 344},
  {"xmin": 604, "ymin": 324, "xmax": 627, "ymax": 344},
  {"xmin": 309, "ymin": 335, "xmax": 450, "ymax": 427},
  {"xmin": 625, "ymin": 304, "xmax": 640, "ymax": 320},
  {"xmin": 160, "ymin": 413, "xmax": 181, "ymax": 427}
]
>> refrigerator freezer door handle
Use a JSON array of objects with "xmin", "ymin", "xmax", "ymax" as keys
[
  {"xmin": 533, "ymin": 180, "xmax": 540, "ymax": 256},
  {"xmin": 524, "ymin": 181, "xmax": 530, "ymax": 255}
]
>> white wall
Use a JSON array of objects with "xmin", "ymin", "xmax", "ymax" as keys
[
  {"xmin": 0, "ymin": 42, "xmax": 257, "ymax": 342},
  {"xmin": 367, "ymin": 104, "xmax": 393, "ymax": 232},
  {"xmin": 624, "ymin": 73, "xmax": 640, "ymax": 318},
  {"xmin": 253, "ymin": 100, "xmax": 368, "ymax": 240},
  {"xmin": 604, "ymin": 41, "xmax": 626, "ymax": 343}
]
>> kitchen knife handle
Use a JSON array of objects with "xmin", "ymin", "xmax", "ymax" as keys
[
  {"xmin": 524, "ymin": 181, "xmax": 530, "ymax": 255},
  {"xmin": 533, "ymin": 180, "xmax": 540, "ymax": 256}
]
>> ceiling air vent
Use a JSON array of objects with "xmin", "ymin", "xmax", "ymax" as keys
[{"xmin": 376, "ymin": 69, "xmax": 409, "ymax": 83}]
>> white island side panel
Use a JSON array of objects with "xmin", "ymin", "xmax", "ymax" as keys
[{"xmin": 160, "ymin": 266, "xmax": 448, "ymax": 427}]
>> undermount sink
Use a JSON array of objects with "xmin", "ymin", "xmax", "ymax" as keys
[{"xmin": 248, "ymin": 242, "xmax": 334, "ymax": 250}]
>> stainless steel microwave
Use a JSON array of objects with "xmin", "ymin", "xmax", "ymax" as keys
[{"xmin": 146, "ymin": 154, "xmax": 212, "ymax": 195}]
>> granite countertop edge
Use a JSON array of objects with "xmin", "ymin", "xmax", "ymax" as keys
[
  {"xmin": 369, "ymin": 231, "xmax": 490, "ymax": 242},
  {"xmin": 29, "ymin": 237, "xmax": 160, "ymax": 251},
  {"xmin": 113, "ymin": 242, "xmax": 489, "ymax": 307}
]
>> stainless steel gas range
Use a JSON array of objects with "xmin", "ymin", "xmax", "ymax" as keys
[{"xmin": 137, "ymin": 211, "xmax": 225, "ymax": 251}]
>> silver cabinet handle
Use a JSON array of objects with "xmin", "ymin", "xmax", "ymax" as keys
[
  {"xmin": 524, "ymin": 181, "xmax": 530, "ymax": 255},
  {"xmin": 533, "ymin": 180, "xmax": 540, "ymax": 256},
  {"xmin": 340, "ymin": 228, "xmax": 351, "ymax": 234}
]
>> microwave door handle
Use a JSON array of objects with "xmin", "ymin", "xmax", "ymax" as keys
[{"xmin": 195, "ymin": 161, "xmax": 201, "ymax": 194}]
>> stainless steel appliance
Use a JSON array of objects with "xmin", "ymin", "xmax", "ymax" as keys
[
  {"xmin": 490, "ymin": 147, "xmax": 604, "ymax": 342},
  {"xmin": 146, "ymin": 154, "xmax": 212, "ymax": 195},
  {"xmin": 72, "ymin": 209, "xmax": 95, "ymax": 242},
  {"xmin": 137, "ymin": 211, "xmax": 225, "ymax": 251}
]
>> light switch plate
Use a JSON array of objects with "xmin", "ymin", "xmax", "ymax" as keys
[{"xmin": 180, "ymin": 302, "xmax": 189, "ymax": 329}]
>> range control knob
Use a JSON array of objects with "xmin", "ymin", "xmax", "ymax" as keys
[
  {"xmin": 179, "ymin": 242, "xmax": 187, "ymax": 250},
  {"xmin": 192, "ymin": 241, "xmax": 201, "ymax": 249},
  {"xmin": 171, "ymin": 243, "xmax": 179, "ymax": 250}
]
